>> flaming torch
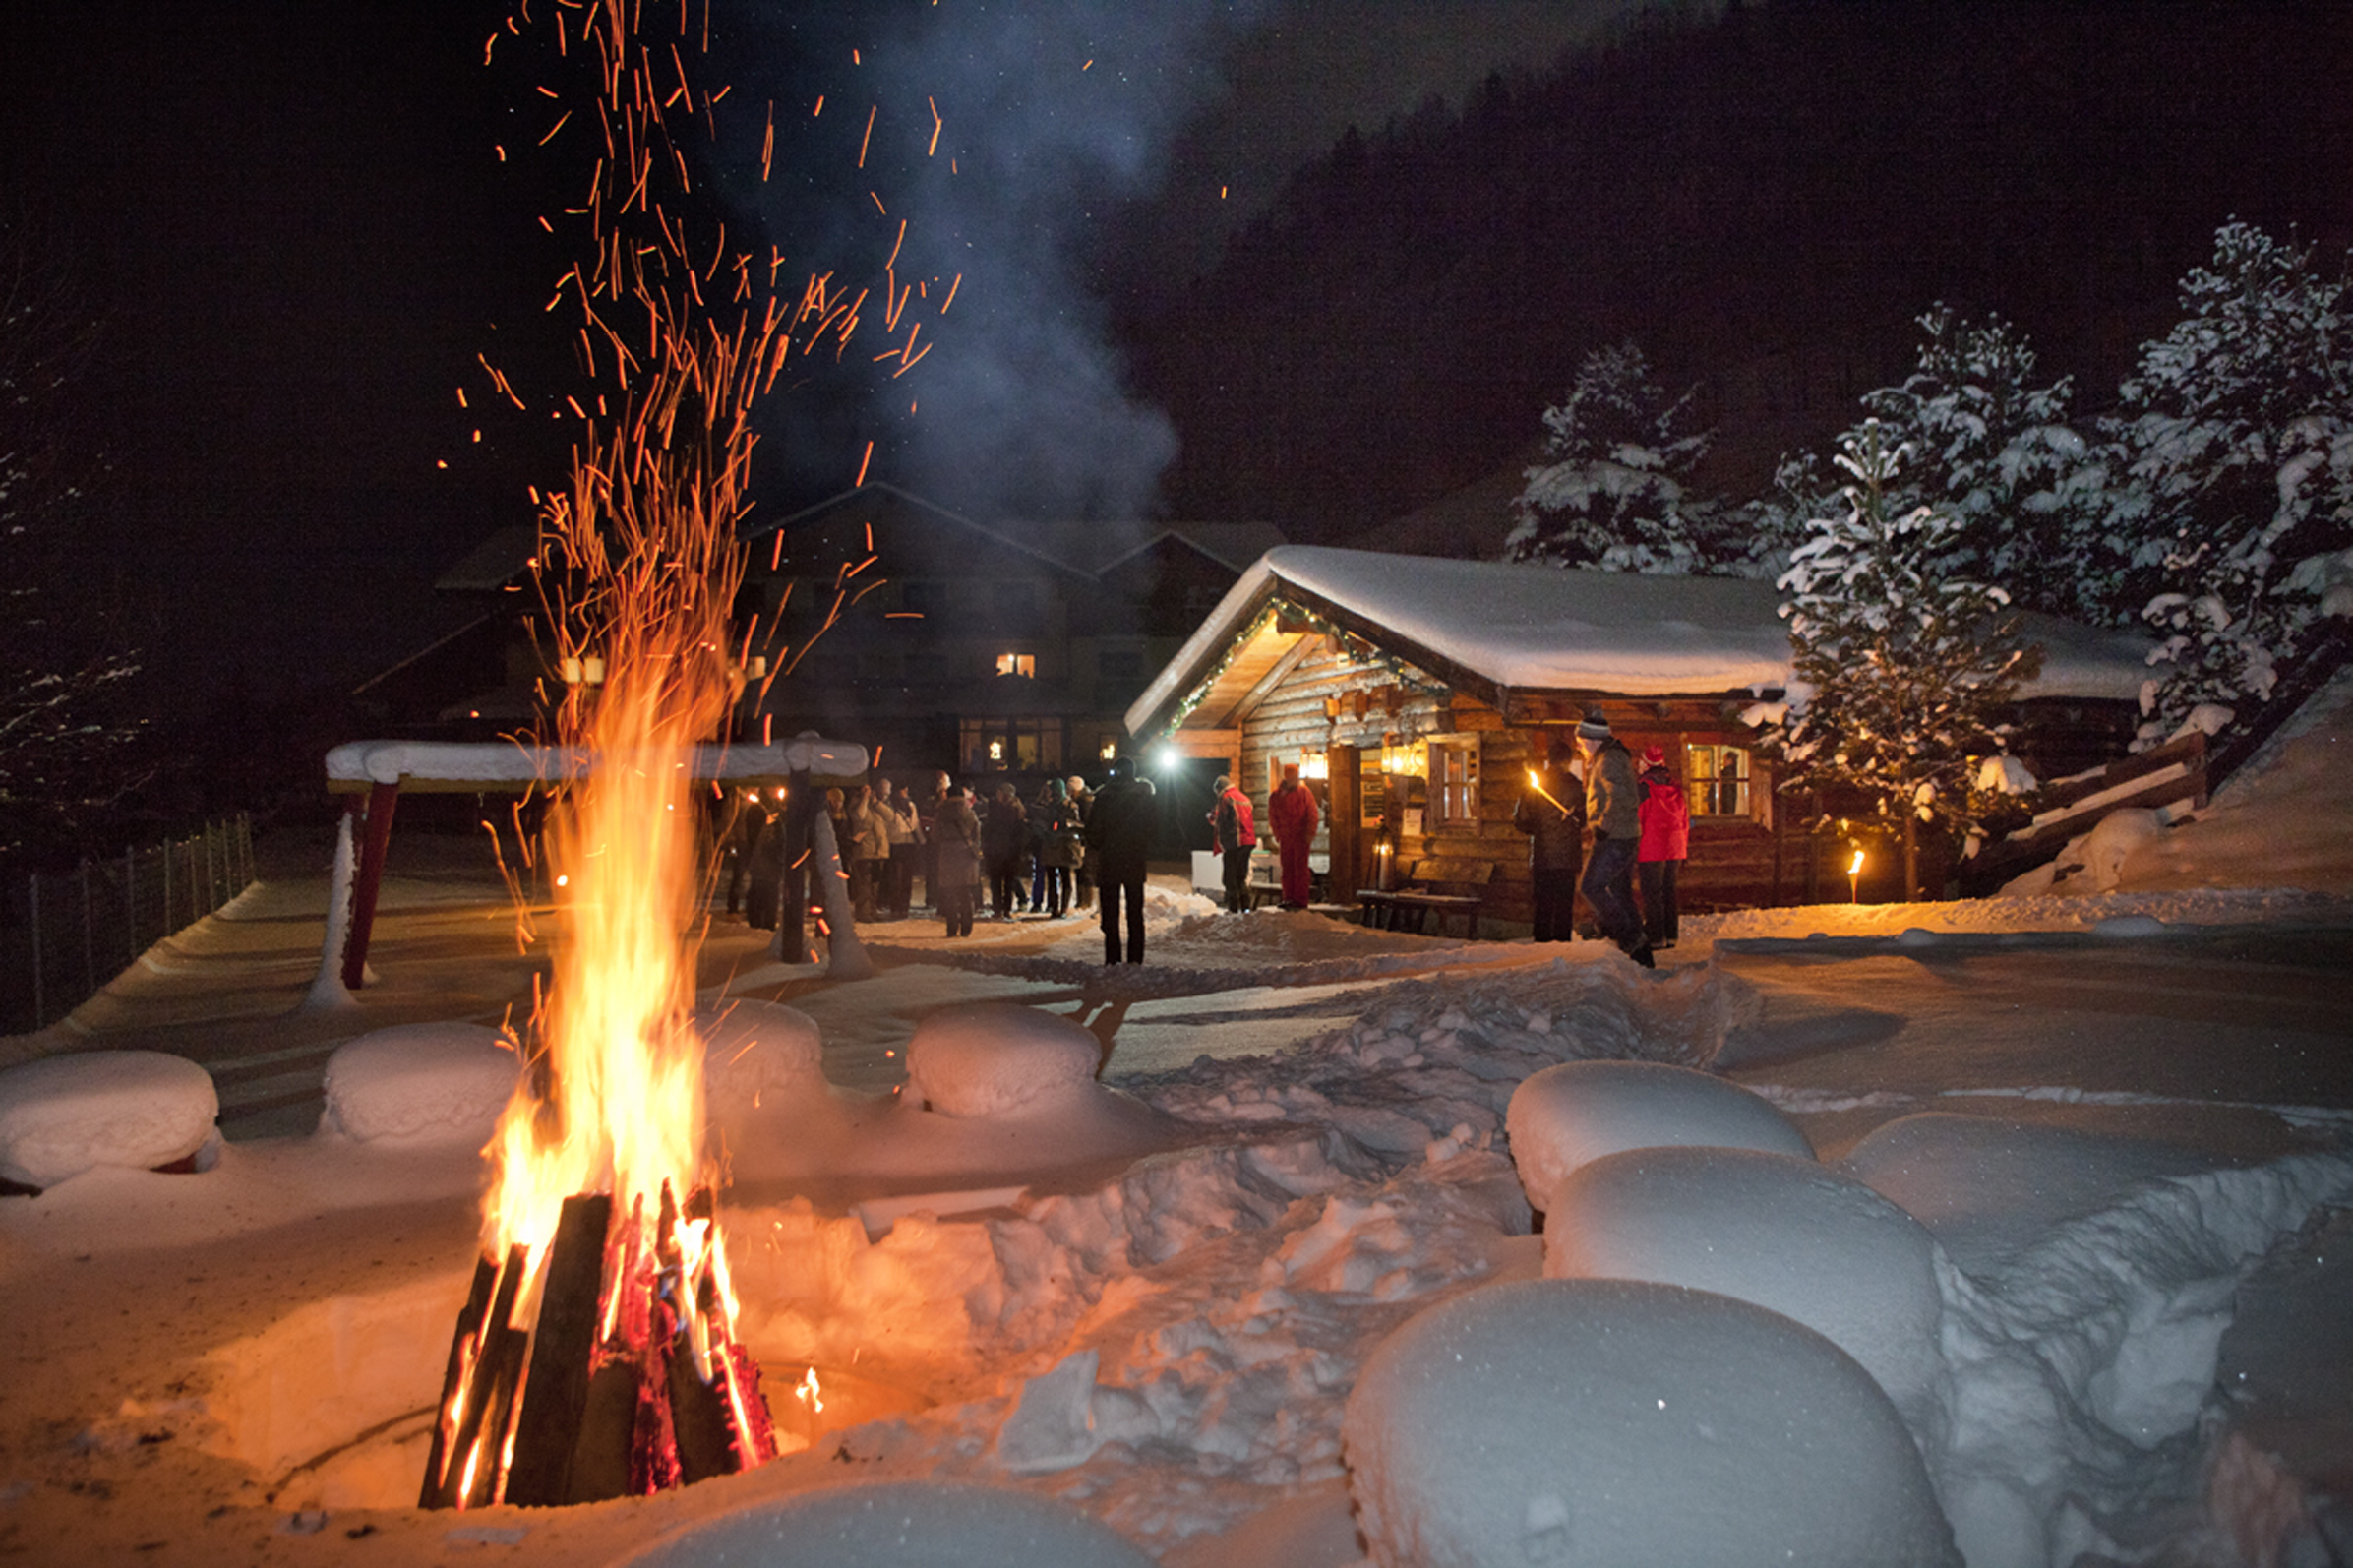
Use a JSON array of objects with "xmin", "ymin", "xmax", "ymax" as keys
[
  {"xmin": 1848, "ymin": 846, "xmax": 1865, "ymax": 904},
  {"xmin": 1526, "ymin": 768, "xmax": 1572, "ymax": 816}
]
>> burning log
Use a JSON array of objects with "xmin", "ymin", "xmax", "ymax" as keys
[{"xmin": 420, "ymin": 1185, "xmax": 778, "ymax": 1510}]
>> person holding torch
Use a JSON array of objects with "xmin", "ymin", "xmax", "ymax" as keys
[{"xmin": 1514, "ymin": 739, "xmax": 1586, "ymax": 941}]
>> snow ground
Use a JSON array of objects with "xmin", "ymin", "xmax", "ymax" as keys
[{"xmin": 0, "ymin": 722, "xmax": 2348, "ymax": 1567}]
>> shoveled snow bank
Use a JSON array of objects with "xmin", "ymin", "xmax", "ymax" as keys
[
  {"xmin": 318, "ymin": 1024, "xmax": 518, "ymax": 1144},
  {"xmin": 1342, "ymin": 1277, "xmax": 1961, "ymax": 1568},
  {"xmin": 0, "ymin": 1050, "xmax": 218, "ymax": 1187},
  {"xmin": 1504, "ymin": 1059, "xmax": 1812, "ymax": 1212},
  {"xmin": 1542, "ymin": 1146, "xmax": 1947, "ymax": 1425},
  {"xmin": 621, "ymin": 1479, "xmax": 1156, "ymax": 1568}
]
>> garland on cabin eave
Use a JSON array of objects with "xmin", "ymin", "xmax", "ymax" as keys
[{"xmin": 1157, "ymin": 596, "xmax": 1449, "ymax": 739}]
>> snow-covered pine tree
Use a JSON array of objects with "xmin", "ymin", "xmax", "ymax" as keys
[
  {"xmin": 1855, "ymin": 306, "xmax": 2090, "ymax": 612},
  {"xmin": 2093, "ymin": 222, "xmax": 2353, "ymax": 742},
  {"xmin": 1763, "ymin": 419, "xmax": 2040, "ymax": 898},
  {"xmin": 1505, "ymin": 342, "xmax": 1733, "ymax": 573}
]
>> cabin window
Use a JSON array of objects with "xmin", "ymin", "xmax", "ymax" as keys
[
  {"xmin": 1428, "ymin": 740, "xmax": 1479, "ymax": 830},
  {"xmin": 1686, "ymin": 744, "xmax": 1751, "ymax": 818},
  {"xmin": 996, "ymin": 652, "xmax": 1036, "ymax": 678}
]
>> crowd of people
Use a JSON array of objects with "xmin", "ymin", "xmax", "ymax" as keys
[
  {"xmin": 714, "ymin": 760, "xmax": 1164, "ymax": 961},
  {"xmin": 716, "ymin": 708, "xmax": 1691, "ymax": 971}
]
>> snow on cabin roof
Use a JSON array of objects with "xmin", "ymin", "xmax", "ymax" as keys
[
  {"xmin": 1126, "ymin": 545, "xmax": 2153, "ymax": 737},
  {"xmin": 325, "ymin": 736, "xmax": 870, "ymax": 790}
]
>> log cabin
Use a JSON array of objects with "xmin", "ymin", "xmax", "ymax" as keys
[{"xmin": 1124, "ymin": 547, "xmax": 2152, "ymax": 927}]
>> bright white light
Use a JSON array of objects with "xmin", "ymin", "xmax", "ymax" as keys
[{"xmin": 1156, "ymin": 746, "xmax": 1184, "ymax": 773}]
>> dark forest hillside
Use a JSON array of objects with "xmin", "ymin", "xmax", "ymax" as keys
[{"xmin": 1116, "ymin": 0, "xmax": 2353, "ymax": 537}]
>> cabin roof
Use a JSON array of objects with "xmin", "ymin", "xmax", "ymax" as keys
[{"xmin": 1126, "ymin": 545, "xmax": 2152, "ymax": 738}]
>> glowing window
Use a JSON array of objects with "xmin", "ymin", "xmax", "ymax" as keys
[
  {"xmin": 1686, "ymin": 745, "xmax": 1751, "ymax": 818},
  {"xmin": 996, "ymin": 652, "xmax": 1036, "ymax": 678},
  {"xmin": 1428, "ymin": 740, "xmax": 1479, "ymax": 830}
]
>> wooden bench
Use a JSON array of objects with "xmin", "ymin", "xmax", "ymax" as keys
[{"xmin": 1355, "ymin": 859, "xmax": 1494, "ymax": 938}]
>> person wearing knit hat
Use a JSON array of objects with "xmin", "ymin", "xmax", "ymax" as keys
[
  {"xmin": 1576, "ymin": 710, "xmax": 1654, "ymax": 968},
  {"xmin": 1636, "ymin": 744, "xmax": 1690, "ymax": 950}
]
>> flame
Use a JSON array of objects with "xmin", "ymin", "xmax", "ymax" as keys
[{"xmin": 1848, "ymin": 848, "xmax": 1866, "ymax": 875}]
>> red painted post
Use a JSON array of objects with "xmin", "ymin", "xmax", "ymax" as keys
[{"xmin": 342, "ymin": 782, "xmax": 401, "ymax": 990}]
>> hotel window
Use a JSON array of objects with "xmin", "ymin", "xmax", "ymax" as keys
[
  {"xmin": 1686, "ymin": 744, "xmax": 1751, "ymax": 818},
  {"xmin": 1427, "ymin": 739, "xmax": 1479, "ymax": 830}
]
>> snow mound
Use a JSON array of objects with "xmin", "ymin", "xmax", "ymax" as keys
[
  {"xmin": 1145, "ymin": 883, "xmax": 1221, "ymax": 922},
  {"xmin": 620, "ymin": 1479, "xmax": 1156, "ymax": 1567},
  {"xmin": 318, "ymin": 1023, "xmax": 518, "ymax": 1144},
  {"xmin": 1342, "ymin": 1277, "xmax": 1961, "ymax": 1568},
  {"xmin": 906, "ymin": 1003, "xmax": 1102, "ymax": 1117},
  {"xmin": 694, "ymin": 998, "xmax": 826, "ymax": 1112},
  {"xmin": 1543, "ymin": 1146, "xmax": 1947, "ymax": 1422},
  {"xmin": 2076, "ymin": 809, "xmax": 2166, "ymax": 891},
  {"xmin": 1505, "ymin": 1059, "xmax": 1812, "ymax": 1212},
  {"xmin": 0, "ymin": 1050, "xmax": 218, "ymax": 1187},
  {"xmin": 2090, "ymin": 912, "xmax": 2169, "ymax": 938}
]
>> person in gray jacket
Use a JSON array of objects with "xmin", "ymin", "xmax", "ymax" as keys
[{"xmin": 1575, "ymin": 709, "xmax": 1655, "ymax": 968}]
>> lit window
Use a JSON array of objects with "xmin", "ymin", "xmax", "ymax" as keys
[
  {"xmin": 1686, "ymin": 745, "xmax": 1751, "ymax": 818},
  {"xmin": 996, "ymin": 652, "xmax": 1036, "ymax": 678},
  {"xmin": 1428, "ymin": 740, "xmax": 1479, "ymax": 829}
]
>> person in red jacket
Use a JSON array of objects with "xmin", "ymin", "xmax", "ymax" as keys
[
  {"xmin": 1267, "ymin": 762, "xmax": 1321, "ymax": 909},
  {"xmin": 1636, "ymin": 744, "xmax": 1690, "ymax": 949},
  {"xmin": 1208, "ymin": 774, "xmax": 1258, "ymax": 913}
]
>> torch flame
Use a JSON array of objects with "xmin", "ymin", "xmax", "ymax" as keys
[{"xmin": 1848, "ymin": 848, "xmax": 1865, "ymax": 876}]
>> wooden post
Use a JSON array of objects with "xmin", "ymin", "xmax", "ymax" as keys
[{"xmin": 342, "ymin": 781, "xmax": 400, "ymax": 990}]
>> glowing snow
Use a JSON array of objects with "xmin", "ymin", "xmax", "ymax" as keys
[
  {"xmin": 0, "ymin": 1049, "xmax": 218, "ymax": 1187},
  {"xmin": 317, "ymin": 1023, "xmax": 519, "ymax": 1144},
  {"xmin": 905, "ymin": 1003, "xmax": 1103, "ymax": 1117},
  {"xmin": 1342, "ymin": 1277, "xmax": 1961, "ymax": 1568},
  {"xmin": 1504, "ymin": 1058, "xmax": 1812, "ymax": 1213},
  {"xmin": 621, "ymin": 1479, "xmax": 1157, "ymax": 1567}
]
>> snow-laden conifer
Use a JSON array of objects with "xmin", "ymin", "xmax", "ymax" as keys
[
  {"xmin": 1505, "ymin": 342, "xmax": 1737, "ymax": 573},
  {"xmin": 1764, "ymin": 420, "xmax": 2040, "ymax": 897},
  {"xmin": 2091, "ymin": 223, "xmax": 2353, "ymax": 741}
]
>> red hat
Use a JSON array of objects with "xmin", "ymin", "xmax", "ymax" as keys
[{"xmin": 1641, "ymin": 744, "xmax": 1666, "ymax": 766}]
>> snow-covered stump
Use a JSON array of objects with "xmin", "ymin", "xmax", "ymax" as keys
[
  {"xmin": 904, "ymin": 1003, "xmax": 1102, "ymax": 1117},
  {"xmin": 1503, "ymin": 1059, "xmax": 1813, "ymax": 1213},
  {"xmin": 317, "ymin": 1023, "xmax": 521, "ymax": 1145},
  {"xmin": 1541, "ymin": 1146, "xmax": 1950, "ymax": 1432},
  {"xmin": 0, "ymin": 1050, "xmax": 220, "ymax": 1191},
  {"xmin": 619, "ymin": 1478, "xmax": 1157, "ymax": 1567},
  {"xmin": 1342, "ymin": 1278, "xmax": 1962, "ymax": 1568}
]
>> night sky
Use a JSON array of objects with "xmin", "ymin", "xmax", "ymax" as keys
[{"xmin": 3, "ymin": 0, "xmax": 2345, "ymax": 724}]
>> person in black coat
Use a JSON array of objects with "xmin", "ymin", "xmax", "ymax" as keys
[
  {"xmin": 1083, "ymin": 756, "xmax": 1157, "ymax": 963},
  {"xmin": 1513, "ymin": 740, "xmax": 1586, "ymax": 941},
  {"xmin": 981, "ymin": 782, "xmax": 1029, "ymax": 920}
]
